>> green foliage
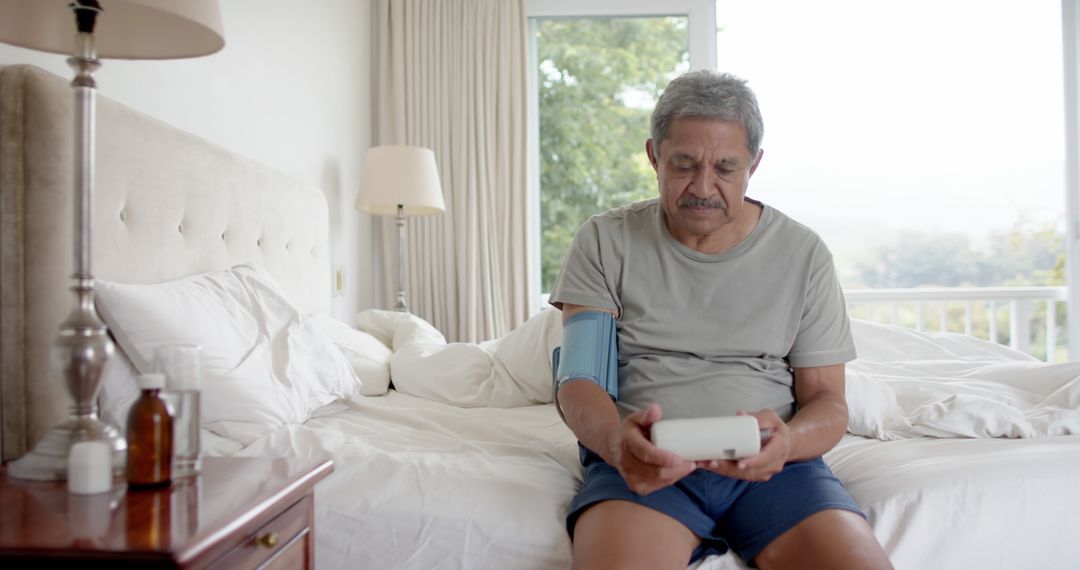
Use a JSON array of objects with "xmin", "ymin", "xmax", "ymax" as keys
[
  {"xmin": 854, "ymin": 216, "xmax": 1065, "ymax": 288},
  {"xmin": 538, "ymin": 17, "xmax": 689, "ymax": 291},
  {"xmin": 851, "ymin": 216, "xmax": 1067, "ymax": 359}
]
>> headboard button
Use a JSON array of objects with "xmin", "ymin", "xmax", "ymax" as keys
[
  {"xmin": 119, "ymin": 209, "xmax": 127, "ymax": 222},
  {"xmin": 178, "ymin": 223, "xmax": 184, "ymax": 234}
]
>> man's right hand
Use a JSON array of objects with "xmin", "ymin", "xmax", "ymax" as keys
[{"xmin": 608, "ymin": 403, "xmax": 696, "ymax": 495}]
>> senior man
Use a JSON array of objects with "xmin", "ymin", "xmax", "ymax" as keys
[{"xmin": 548, "ymin": 70, "xmax": 893, "ymax": 570}]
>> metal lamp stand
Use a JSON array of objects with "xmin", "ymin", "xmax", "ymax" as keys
[
  {"xmin": 8, "ymin": 1, "xmax": 125, "ymax": 480},
  {"xmin": 394, "ymin": 204, "xmax": 409, "ymax": 312}
]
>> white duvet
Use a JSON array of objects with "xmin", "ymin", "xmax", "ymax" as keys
[
  {"xmin": 356, "ymin": 308, "xmax": 563, "ymax": 408},
  {"xmin": 846, "ymin": 319, "xmax": 1080, "ymax": 439},
  {"xmin": 357, "ymin": 309, "xmax": 1080, "ymax": 442},
  {"xmin": 211, "ymin": 311, "xmax": 1080, "ymax": 570}
]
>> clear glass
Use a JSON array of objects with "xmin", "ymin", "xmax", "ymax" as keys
[
  {"xmin": 714, "ymin": 0, "xmax": 1065, "ymax": 289},
  {"xmin": 715, "ymin": 0, "xmax": 1067, "ymax": 359},
  {"xmin": 154, "ymin": 344, "xmax": 202, "ymax": 478},
  {"xmin": 536, "ymin": 16, "xmax": 690, "ymax": 292}
]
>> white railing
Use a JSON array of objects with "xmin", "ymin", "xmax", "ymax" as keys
[{"xmin": 845, "ymin": 287, "xmax": 1068, "ymax": 362}]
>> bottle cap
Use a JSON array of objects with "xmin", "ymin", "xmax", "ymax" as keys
[{"xmin": 136, "ymin": 373, "xmax": 166, "ymax": 390}]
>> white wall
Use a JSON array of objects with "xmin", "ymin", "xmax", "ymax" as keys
[{"xmin": 0, "ymin": 0, "xmax": 375, "ymax": 321}]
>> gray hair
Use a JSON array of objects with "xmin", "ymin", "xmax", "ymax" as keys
[{"xmin": 650, "ymin": 70, "xmax": 764, "ymax": 159}]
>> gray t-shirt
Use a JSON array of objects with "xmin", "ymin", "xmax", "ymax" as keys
[{"xmin": 549, "ymin": 198, "xmax": 856, "ymax": 421}]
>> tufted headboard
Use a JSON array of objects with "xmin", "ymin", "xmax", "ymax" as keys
[{"xmin": 0, "ymin": 65, "xmax": 332, "ymax": 461}]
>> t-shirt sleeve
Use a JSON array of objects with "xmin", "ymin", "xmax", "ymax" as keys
[
  {"xmin": 548, "ymin": 219, "xmax": 620, "ymax": 313},
  {"xmin": 787, "ymin": 248, "xmax": 857, "ymax": 368}
]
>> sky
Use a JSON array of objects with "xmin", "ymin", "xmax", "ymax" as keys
[{"xmin": 713, "ymin": 0, "xmax": 1066, "ymax": 279}]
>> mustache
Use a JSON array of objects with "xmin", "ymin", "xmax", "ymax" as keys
[{"xmin": 678, "ymin": 196, "xmax": 727, "ymax": 210}]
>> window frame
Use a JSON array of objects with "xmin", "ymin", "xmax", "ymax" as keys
[
  {"xmin": 524, "ymin": 0, "xmax": 717, "ymax": 312},
  {"xmin": 1063, "ymin": 0, "xmax": 1080, "ymax": 358}
]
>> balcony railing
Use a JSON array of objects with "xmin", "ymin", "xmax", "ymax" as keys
[{"xmin": 845, "ymin": 287, "xmax": 1068, "ymax": 362}]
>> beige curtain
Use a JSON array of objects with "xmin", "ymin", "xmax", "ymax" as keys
[{"xmin": 374, "ymin": 0, "xmax": 529, "ymax": 342}]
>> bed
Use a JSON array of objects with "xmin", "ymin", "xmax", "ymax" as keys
[{"xmin": 2, "ymin": 64, "xmax": 1078, "ymax": 570}]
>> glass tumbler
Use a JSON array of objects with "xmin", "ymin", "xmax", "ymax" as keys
[{"xmin": 153, "ymin": 344, "xmax": 202, "ymax": 478}]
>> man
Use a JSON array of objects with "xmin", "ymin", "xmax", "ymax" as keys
[{"xmin": 548, "ymin": 70, "xmax": 893, "ymax": 570}]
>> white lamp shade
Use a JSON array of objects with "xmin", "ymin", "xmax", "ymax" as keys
[
  {"xmin": 0, "ymin": 0, "xmax": 225, "ymax": 59},
  {"xmin": 356, "ymin": 145, "xmax": 446, "ymax": 216}
]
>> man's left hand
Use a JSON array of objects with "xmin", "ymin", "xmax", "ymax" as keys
[{"xmin": 693, "ymin": 409, "xmax": 791, "ymax": 481}]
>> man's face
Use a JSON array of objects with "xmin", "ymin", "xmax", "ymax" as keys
[{"xmin": 647, "ymin": 117, "xmax": 762, "ymax": 248}]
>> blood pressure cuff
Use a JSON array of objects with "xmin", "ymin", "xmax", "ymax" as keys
[{"xmin": 551, "ymin": 311, "xmax": 618, "ymax": 413}]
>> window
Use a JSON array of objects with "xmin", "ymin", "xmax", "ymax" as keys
[
  {"xmin": 526, "ymin": 0, "xmax": 716, "ymax": 308},
  {"xmin": 526, "ymin": 0, "xmax": 1077, "ymax": 360},
  {"xmin": 715, "ymin": 0, "xmax": 1068, "ymax": 359}
]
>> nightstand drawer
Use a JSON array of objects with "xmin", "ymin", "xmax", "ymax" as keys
[{"xmin": 207, "ymin": 495, "xmax": 312, "ymax": 570}]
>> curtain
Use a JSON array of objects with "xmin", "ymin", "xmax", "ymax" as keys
[{"xmin": 374, "ymin": 0, "xmax": 529, "ymax": 343}]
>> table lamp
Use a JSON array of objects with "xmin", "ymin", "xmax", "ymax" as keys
[
  {"xmin": 355, "ymin": 145, "xmax": 446, "ymax": 312},
  {"xmin": 0, "ymin": 0, "xmax": 224, "ymax": 480}
]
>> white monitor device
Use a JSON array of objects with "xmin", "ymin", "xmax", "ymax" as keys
[{"xmin": 650, "ymin": 415, "xmax": 764, "ymax": 461}]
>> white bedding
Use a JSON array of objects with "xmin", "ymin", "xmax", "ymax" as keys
[
  {"xmin": 846, "ymin": 320, "xmax": 1080, "ymax": 439},
  {"xmin": 213, "ymin": 390, "xmax": 1080, "ymax": 570},
  {"xmin": 827, "ymin": 434, "xmax": 1080, "ymax": 570},
  {"xmin": 204, "ymin": 311, "xmax": 1080, "ymax": 570},
  {"xmin": 224, "ymin": 391, "xmax": 581, "ymax": 569},
  {"xmin": 359, "ymin": 309, "xmax": 1080, "ymax": 442}
]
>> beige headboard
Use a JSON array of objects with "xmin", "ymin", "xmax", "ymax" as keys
[{"xmin": 0, "ymin": 65, "xmax": 332, "ymax": 461}]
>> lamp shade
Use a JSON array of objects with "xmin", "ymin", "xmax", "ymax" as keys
[
  {"xmin": 356, "ymin": 145, "xmax": 446, "ymax": 216},
  {"xmin": 0, "ymin": 0, "xmax": 225, "ymax": 59}
]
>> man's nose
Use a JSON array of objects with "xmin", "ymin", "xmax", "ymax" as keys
[{"xmin": 689, "ymin": 166, "xmax": 719, "ymax": 197}]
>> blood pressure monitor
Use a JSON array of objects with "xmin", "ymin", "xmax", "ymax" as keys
[{"xmin": 650, "ymin": 415, "xmax": 769, "ymax": 461}]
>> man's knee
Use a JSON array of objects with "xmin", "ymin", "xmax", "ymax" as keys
[
  {"xmin": 571, "ymin": 500, "xmax": 700, "ymax": 570},
  {"xmin": 754, "ymin": 509, "xmax": 893, "ymax": 570}
]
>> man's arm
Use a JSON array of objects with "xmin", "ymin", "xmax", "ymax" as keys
[
  {"xmin": 786, "ymin": 363, "xmax": 848, "ymax": 461},
  {"xmin": 557, "ymin": 303, "xmax": 694, "ymax": 495},
  {"xmin": 697, "ymin": 364, "xmax": 847, "ymax": 481}
]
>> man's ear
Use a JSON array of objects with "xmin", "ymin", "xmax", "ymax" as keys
[
  {"xmin": 749, "ymin": 149, "xmax": 764, "ymax": 177},
  {"xmin": 646, "ymin": 138, "xmax": 660, "ymax": 172}
]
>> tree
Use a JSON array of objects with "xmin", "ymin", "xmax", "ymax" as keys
[
  {"xmin": 853, "ymin": 216, "xmax": 1064, "ymax": 289},
  {"xmin": 854, "ymin": 231, "xmax": 983, "ymax": 288},
  {"xmin": 850, "ymin": 217, "xmax": 1066, "ymax": 360},
  {"xmin": 538, "ymin": 17, "xmax": 689, "ymax": 291}
]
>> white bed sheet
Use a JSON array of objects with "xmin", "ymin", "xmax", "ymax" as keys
[
  {"xmin": 221, "ymin": 391, "xmax": 582, "ymax": 569},
  {"xmin": 210, "ymin": 389, "xmax": 1080, "ymax": 570},
  {"xmin": 197, "ymin": 307, "xmax": 1080, "ymax": 569},
  {"xmin": 826, "ymin": 434, "xmax": 1080, "ymax": 570}
]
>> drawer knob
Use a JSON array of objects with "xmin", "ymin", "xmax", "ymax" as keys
[{"xmin": 256, "ymin": 532, "xmax": 279, "ymax": 548}]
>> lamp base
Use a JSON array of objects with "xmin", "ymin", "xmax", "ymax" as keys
[
  {"xmin": 394, "ymin": 206, "xmax": 409, "ymax": 313},
  {"xmin": 6, "ymin": 416, "xmax": 125, "ymax": 481}
]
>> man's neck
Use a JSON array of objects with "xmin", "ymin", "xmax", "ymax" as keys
[{"xmin": 666, "ymin": 201, "xmax": 763, "ymax": 255}]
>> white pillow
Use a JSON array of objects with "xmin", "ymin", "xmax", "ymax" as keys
[
  {"xmin": 97, "ymin": 348, "xmax": 141, "ymax": 434},
  {"xmin": 94, "ymin": 264, "xmax": 361, "ymax": 444},
  {"xmin": 308, "ymin": 313, "xmax": 393, "ymax": 396}
]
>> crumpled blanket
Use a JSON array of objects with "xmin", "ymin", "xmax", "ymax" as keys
[
  {"xmin": 845, "ymin": 319, "xmax": 1080, "ymax": 439},
  {"xmin": 357, "ymin": 310, "xmax": 1080, "ymax": 440},
  {"xmin": 356, "ymin": 307, "xmax": 562, "ymax": 407}
]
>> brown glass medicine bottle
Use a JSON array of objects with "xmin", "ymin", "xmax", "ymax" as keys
[{"xmin": 126, "ymin": 373, "xmax": 174, "ymax": 488}]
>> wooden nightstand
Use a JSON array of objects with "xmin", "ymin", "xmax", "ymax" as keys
[{"xmin": 0, "ymin": 456, "xmax": 333, "ymax": 568}]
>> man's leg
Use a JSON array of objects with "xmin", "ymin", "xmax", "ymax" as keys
[
  {"xmin": 571, "ymin": 500, "xmax": 701, "ymax": 570},
  {"xmin": 754, "ymin": 509, "xmax": 893, "ymax": 570}
]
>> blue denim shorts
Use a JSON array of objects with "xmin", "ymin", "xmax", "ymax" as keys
[{"xmin": 566, "ymin": 447, "xmax": 864, "ymax": 565}]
